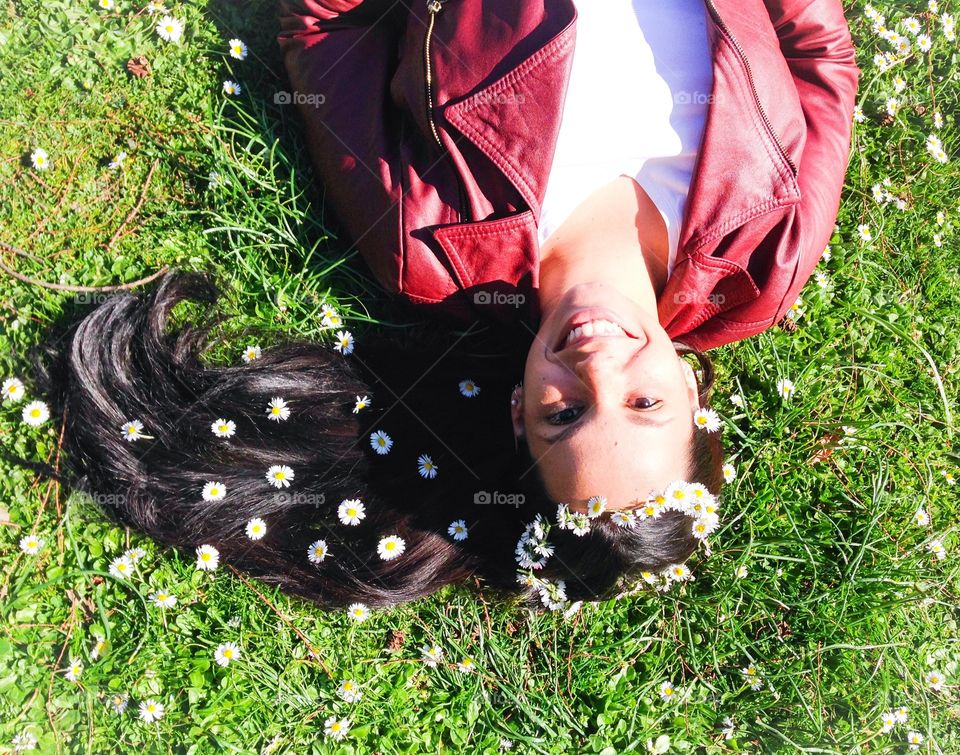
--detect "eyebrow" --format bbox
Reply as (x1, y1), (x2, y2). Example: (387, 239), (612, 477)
(537, 412), (675, 445)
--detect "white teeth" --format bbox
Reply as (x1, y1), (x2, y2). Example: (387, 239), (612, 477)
(563, 319), (625, 347)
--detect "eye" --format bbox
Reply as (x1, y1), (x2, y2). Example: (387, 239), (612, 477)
(633, 397), (661, 410)
(546, 405), (583, 425)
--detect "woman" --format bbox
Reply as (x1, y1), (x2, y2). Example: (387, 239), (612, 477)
(34, 0), (857, 612)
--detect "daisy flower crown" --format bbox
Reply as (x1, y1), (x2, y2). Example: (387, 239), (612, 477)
(515, 479), (721, 611)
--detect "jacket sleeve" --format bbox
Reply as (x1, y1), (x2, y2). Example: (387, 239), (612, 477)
(686, 0), (859, 351)
(764, 0), (860, 312)
(275, 0), (407, 292)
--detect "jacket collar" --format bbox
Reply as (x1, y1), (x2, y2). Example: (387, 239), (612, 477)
(443, 0), (801, 258)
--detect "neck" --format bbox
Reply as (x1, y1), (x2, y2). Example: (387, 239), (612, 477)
(538, 176), (669, 322)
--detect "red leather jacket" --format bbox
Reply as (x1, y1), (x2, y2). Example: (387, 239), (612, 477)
(277, 0), (859, 351)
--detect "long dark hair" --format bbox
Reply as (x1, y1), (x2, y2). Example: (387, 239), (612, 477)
(27, 270), (722, 609)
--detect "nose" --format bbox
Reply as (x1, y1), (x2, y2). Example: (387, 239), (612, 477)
(572, 348), (624, 390)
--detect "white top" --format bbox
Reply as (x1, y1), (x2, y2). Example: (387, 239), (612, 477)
(537, 0), (714, 276)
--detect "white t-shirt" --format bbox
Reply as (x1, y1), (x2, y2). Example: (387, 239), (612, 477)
(537, 0), (714, 276)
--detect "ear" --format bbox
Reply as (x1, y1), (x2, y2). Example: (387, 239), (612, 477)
(510, 386), (525, 441)
(679, 358), (701, 412)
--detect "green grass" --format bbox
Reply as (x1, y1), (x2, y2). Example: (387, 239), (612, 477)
(1, 0), (959, 752)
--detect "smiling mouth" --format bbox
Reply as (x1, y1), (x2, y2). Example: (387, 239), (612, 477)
(554, 310), (641, 352)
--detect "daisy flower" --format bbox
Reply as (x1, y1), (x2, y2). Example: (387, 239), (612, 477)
(139, 699), (164, 723)
(729, 393), (744, 407)
(19, 535), (44, 554)
(228, 38), (248, 60)
(925, 669), (945, 691)
(337, 679), (362, 703)
(146, 2), (166, 14)
(664, 480), (692, 512)
(149, 590), (177, 608)
(124, 547), (145, 562)
(338, 499), (366, 525)
(370, 429), (393, 455)
(211, 418), (236, 438)
(822, 246), (832, 261)
(692, 515), (719, 540)
(885, 97), (900, 117)
(307, 539), (329, 563)
(22, 400), (50, 426)
(721, 717), (735, 740)
(352, 395), (370, 413)
(611, 510), (637, 528)
(568, 511), (590, 535)
(347, 602), (369, 622)
(665, 563), (692, 582)
(857, 224), (873, 242)
(377, 535), (406, 561)
(324, 716), (350, 741)
(107, 692), (129, 714)
(195, 544), (220, 571)
(245, 517), (267, 540)
(917, 33), (932, 51)
(456, 656), (475, 673)
(815, 270), (829, 288)
(693, 408), (721, 432)
(222, 80), (241, 96)
(2, 377), (25, 402)
(776, 378), (796, 400)
(320, 306), (342, 328)
(11, 731), (38, 751)
(265, 464), (294, 489)
(421, 643), (444, 666)
(927, 539), (946, 561)
(99, 0), (114, 8)
(214, 641), (241, 666)
(201, 481), (226, 502)
(241, 344), (261, 362)
(586, 495), (607, 518)
(903, 16), (921, 34)
(417, 454), (438, 479)
(722, 463), (737, 483)
(852, 105), (865, 123)
(943, 470), (956, 485)
(91, 634), (107, 660)
(120, 419), (148, 441)
(907, 731), (924, 750)
(913, 508), (930, 527)
(108, 151), (127, 169)
(108, 555), (134, 579)
(880, 710), (897, 733)
(333, 330), (354, 355)
(448, 519), (468, 541)
(30, 148), (50, 170)
(266, 397), (290, 421)
(63, 658), (83, 682)
(658, 680), (677, 702)
(735, 564), (749, 579)
(458, 379), (481, 397)
(934, 111), (944, 129)
(894, 707), (909, 725)
(155, 15), (183, 43)
(741, 665), (763, 690)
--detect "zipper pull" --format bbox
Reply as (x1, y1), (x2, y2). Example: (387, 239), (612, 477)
(427, 0), (444, 13)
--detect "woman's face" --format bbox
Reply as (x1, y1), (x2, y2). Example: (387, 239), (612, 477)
(512, 282), (700, 511)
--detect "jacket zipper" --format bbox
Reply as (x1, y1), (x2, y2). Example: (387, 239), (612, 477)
(703, 0), (798, 177)
(424, 0), (472, 222)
